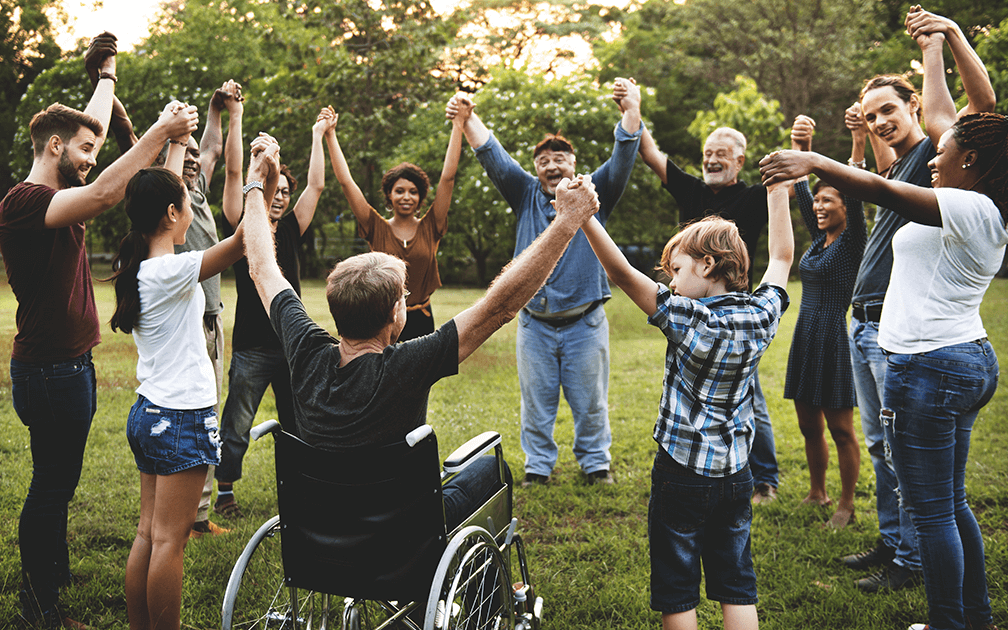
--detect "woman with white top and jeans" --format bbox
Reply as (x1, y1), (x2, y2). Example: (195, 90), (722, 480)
(760, 111), (1008, 630)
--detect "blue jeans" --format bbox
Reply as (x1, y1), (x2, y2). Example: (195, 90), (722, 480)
(748, 370), (778, 488)
(649, 449), (757, 613)
(883, 340), (998, 630)
(216, 347), (295, 484)
(849, 316), (921, 570)
(516, 306), (612, 476)
(443, 455), (513, 531)
(11, 352), (97, 622)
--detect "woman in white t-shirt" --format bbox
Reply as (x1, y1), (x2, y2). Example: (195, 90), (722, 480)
(108, 164), (248, 630)
(760, 112), (1008, 630)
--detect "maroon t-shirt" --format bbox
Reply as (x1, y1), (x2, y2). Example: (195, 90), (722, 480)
(0, 182), (101, 362)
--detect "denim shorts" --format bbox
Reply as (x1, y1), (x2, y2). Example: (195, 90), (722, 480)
(649, 448), (758, 613)
(127, 394), (221, 475)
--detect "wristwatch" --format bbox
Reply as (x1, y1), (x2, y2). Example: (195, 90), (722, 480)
(243, 181), (264, 195)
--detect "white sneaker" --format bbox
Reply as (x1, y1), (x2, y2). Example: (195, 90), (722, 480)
(908, 624), (928, 630)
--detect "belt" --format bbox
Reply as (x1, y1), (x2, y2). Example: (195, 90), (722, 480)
(525, 300), (602, 328)
(851, 302), (883, 323)
(406, 298), (432, 318)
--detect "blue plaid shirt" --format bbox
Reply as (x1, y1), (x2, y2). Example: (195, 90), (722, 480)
(648, 283), (789, 477)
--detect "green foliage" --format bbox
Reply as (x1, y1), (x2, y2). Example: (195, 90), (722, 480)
(977, 18), (1008, 116)
(394, 67), (670, 283)
(0, 0), (64, 194)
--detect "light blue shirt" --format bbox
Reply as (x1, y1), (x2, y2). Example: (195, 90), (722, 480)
(474, 123), (642, 313)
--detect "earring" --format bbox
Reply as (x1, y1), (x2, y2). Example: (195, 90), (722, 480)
(963, 163), (970, 169)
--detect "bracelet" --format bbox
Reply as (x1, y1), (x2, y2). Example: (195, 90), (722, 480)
(847, 158), (867, 169)
(243, 180), (264, 195)
(168, 139), (186, 146)
(99, 72), (118, 83)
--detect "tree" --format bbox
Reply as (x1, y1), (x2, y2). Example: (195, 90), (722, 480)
(1, 0), (64, 195)
(394, 67), (669, 284)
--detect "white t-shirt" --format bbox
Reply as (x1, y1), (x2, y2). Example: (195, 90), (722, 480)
(879, 188), (1008, 354)
(133, 251), (217, 408)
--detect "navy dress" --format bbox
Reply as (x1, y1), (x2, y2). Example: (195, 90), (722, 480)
(784, 180), (866, 408)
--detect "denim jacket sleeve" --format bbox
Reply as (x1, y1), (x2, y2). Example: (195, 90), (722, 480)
(591, 122), (642, 225)
(473, 132), (538, 219)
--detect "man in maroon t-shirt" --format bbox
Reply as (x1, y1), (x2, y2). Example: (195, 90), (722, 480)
(0, 35), (197, 629)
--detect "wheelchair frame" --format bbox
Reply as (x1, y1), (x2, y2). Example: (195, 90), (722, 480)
(220, 421), (543, 630)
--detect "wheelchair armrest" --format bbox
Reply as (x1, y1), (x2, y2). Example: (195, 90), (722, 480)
(443, 431), (501, 473)
(250, 419), (281, 441)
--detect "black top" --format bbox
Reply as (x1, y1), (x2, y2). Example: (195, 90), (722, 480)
(226, 212), (304, 351)
(271, 289), (459, 448)
(663, 158), (768, 290)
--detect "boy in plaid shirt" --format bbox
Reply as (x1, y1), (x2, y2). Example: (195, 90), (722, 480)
(582, 177), (795, 630)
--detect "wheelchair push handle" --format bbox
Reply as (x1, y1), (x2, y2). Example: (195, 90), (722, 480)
(250, 419), (281, 441)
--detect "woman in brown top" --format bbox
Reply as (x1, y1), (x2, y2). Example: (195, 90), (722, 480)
(325, 97), (471, 341)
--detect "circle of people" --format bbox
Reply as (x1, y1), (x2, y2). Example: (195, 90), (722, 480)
(1, 5), (1005, 630)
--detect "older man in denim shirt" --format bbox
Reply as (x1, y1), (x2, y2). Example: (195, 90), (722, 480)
(450, 80), (642, 485)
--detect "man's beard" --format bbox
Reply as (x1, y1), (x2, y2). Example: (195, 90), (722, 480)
(57, 151), (86, 188)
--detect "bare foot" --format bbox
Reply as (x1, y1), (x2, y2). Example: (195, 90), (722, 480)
(827, 507), (856, 529)
(801, 494), (833, 507)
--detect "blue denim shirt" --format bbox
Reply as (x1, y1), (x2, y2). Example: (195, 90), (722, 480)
(474, 123), (642, 313)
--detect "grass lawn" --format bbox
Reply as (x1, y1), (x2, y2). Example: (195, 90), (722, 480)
(1, 276), (1007, 629)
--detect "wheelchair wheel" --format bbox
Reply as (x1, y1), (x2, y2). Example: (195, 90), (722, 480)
(424, 526), (513, 630)
(221, 515), (335, 630)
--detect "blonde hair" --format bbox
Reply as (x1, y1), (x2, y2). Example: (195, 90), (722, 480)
(659, 216), (749, 292)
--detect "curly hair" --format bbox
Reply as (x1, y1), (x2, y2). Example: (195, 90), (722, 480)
(658, 216), (750, 293)
(381, 163), (430, 209)
(952, 112), (1008, 212)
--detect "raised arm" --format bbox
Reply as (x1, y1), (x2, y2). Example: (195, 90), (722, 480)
(323, 117), (372, 225)
(291, 107), (336, 235)
(615, 78), (642, 135)
(448, 93), (490, 150)
(906, 7), (996, 122)
(245, 136), (293, 313)
(217, 81), (245, 228)
(760, 178), (795, 288)
(80, 33), (116, 155)
(582, 216), (659, 315)
(429, 96), (471, 234)
(845, 101), (897, 174)
(43, 104), (199, 229)
(760, 150), (941, 226)
(454, 175), (600, 362)
(637, 125), (668, 185)
(199, 80), (241, 185)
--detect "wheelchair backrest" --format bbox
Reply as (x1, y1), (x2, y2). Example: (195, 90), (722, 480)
(274, 428), (447, 602)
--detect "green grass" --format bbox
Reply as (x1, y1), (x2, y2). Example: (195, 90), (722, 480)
(2, 277), (1007, 629)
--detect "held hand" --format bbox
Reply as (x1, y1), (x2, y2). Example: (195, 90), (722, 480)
(157, 101), (199, 140)
(845, 102), (868, 139)
(446, 93), (474, 122)
(906, 7), (953, 49)
(211, 79), (244, 112)
(553, 174), (600, 226)
(790, 115), (816, 151)
(83, 32), (117, 87)
(249, 133), (280, 182)
(759, 150), (816, 187)
(612, 78), (640, 114)
(313, 106), (337, 136)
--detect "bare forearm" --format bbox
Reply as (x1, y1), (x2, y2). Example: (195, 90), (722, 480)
(222, 111), (244, 226)
(462, 111), (490, 149)
(921, 43), (957, 139)
(639, 126), (668, 185)
(244, 189), (291, 312)
(200, 107), (224, 177)
(947, 28), (996, 115)
(83, 79), (115, 149)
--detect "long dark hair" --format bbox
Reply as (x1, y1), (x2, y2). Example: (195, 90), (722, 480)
(952, 112), (1008, 214)
(109, 167), (186, 333)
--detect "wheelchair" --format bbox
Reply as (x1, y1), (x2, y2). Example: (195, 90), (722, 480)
(221, 420), (543, 630)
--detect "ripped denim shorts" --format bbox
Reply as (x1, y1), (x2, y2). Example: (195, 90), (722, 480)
(126, 394), (221, 475)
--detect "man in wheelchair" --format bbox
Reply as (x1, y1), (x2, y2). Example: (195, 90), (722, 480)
(232, 135), (600, 629)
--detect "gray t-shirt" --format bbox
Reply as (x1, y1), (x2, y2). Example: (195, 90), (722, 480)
(851, 137), (936, 305)
(174, 171), (222, 316)
(270, 289), (459, 448)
